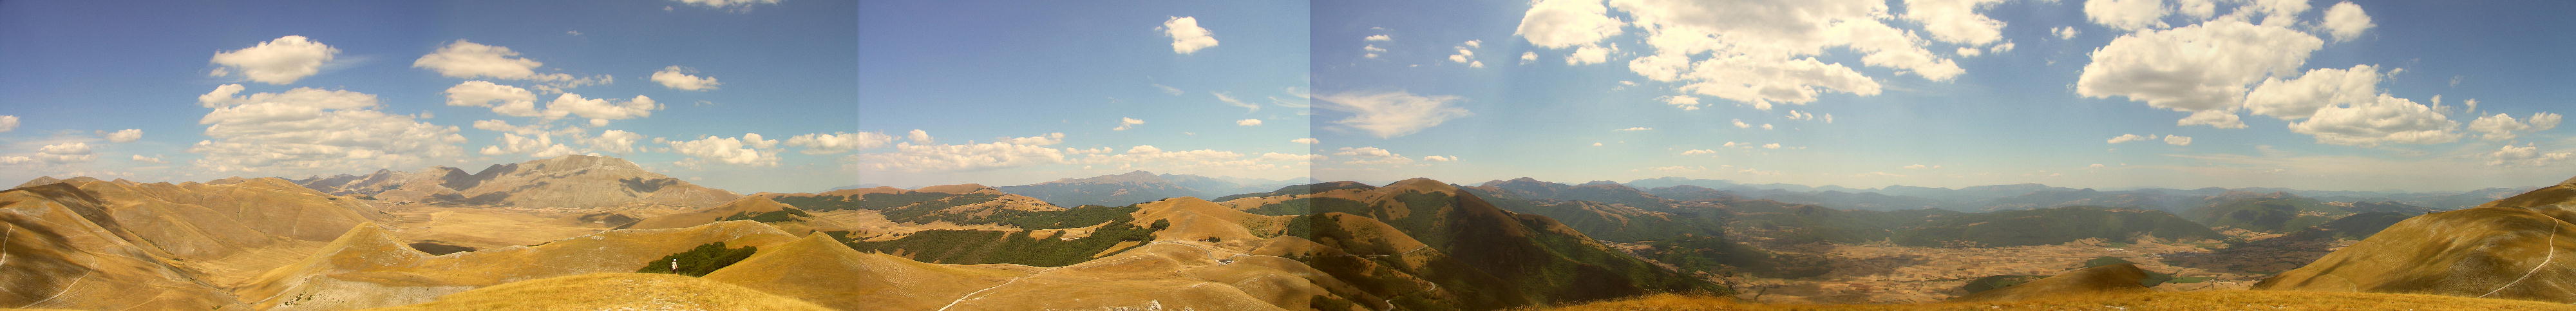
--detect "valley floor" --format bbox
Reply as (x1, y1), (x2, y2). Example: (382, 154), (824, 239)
(1685, 236), (2334, 304)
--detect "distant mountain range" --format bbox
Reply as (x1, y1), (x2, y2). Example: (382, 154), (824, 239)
(291, 155), (738, 209)
(994, 171), (1312, 207)
(1622, 176), (2524, 212)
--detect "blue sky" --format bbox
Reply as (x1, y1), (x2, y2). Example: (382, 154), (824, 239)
(851, 0), (2575, 191)
(0, 0), (858, 193)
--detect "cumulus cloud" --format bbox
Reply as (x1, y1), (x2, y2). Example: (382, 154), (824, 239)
(2320, 1), (2374, 42)
(478, 133), (578, 158)
(650, 66), (722, 91)
(443, 80), (538, 111)
(0, 115), (15, 132)
(2164, 135), (2193, 146)
(1292, 138), (1320, 144)
(2076, 19), (2321, 127)
(131, 155), (165, 164)
(1658, 95), (1702, 111)
(908, 129), (934, 144)
(1521, 52), (1539, 64)
(192, 84), (467, 175)
(1448, 41), (1482, 68)
(583, 129), (645, 154)
(2468, 112), (2563, 141)
(2054, 26), (2081, 40)
(2243, 64), (2381, 120)
(1732, 119), (1751, 128)
(1517, 0), (1625, 48)
(102, 129), (142, 143)
(1681, 149), (1716, 155)
(779, 131), (893, 155)
(547, 93), (660, 122)
(1113, 117), (1146, 131)
(412, 40), (609, 91)
(209, 35), (339, 84)
(999, 133), (1066, 146)
(1315, 90), (1472, 138)
(2491, 143), (2575, 167)
(1566, 44), (1611, 65)
(1365, 34), (1392, 42)
(1363, 44), (1388, 59)
(1161, 16), (1220, 54)
(1237, 119), (1263, 126)
(2084, 0), (2169, 31)
(1615, 127), (1651, 131)
(36, 142), (95, 163)
(1421, 155), (1457, 162)
(1902, 0), (2010, 46)
(857, 140), (1070, 173)
(666, 133), (782, 167)
(2288, 95), (2460, 146)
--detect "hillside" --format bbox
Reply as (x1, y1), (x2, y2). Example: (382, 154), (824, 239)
(2251, 176), (2576, 303)
(372, 273), (829, 310)
(1893, 206), (2225, 247)
(770, 184), (1065, 226)
(1951, 263), (2152, 302)
(700, 234), (1024, 310)
(618, 196), (847, 234)
(2181, 192), (2347, 232)
(1291, 178), (1721, 305)
(1551, 290), (2576, 310)
(292, 155), (738, 209)
(239, 220), (800, 309)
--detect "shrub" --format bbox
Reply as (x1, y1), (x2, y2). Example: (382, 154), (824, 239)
(636, 241), (758, 277)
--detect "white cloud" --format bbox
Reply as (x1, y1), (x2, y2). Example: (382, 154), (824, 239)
(1520, 52), (1539, 64)
(1161, 16), (1220, 54)
(1314, 90), (1472, 138)
(2084, 0), (2170, 31)
(1236, 119), (1264, 126)
(209, 35), (339, 84)
(192, 84), (467, 175)
(2320, 2), (2374, 42)
(1658, 95), (1703, 111)
(2468, 112), (2564, 141)
(1113, 117), (1146, 131)
(1902, 0), (2010, 46)
(1421, 155), (1457, 162)
(1292, 138), (1320, 144)
(1956, 47), (1983, 57)
(1903, 164), (1941, 169)
(1363, 45), (1388, 59)
(650, 66), (722, 91)
(1587, 0), (1961, 112)
(1332, 147), (1414, 165)
(1213, 91), (1260, 112)
(2164, 135), (2193, 146)
(442, 80), (538, 110)
(131, 155), (165, 164)
(2076, 19), (2322, 127)
(2054, 26), (2081, 40)
(36, 142), (94, 163)
(666, 134), (782, 167)
(1762, 143), (1782, 149)
(672, 0), (779, 11)
(0, 115), (15, 132)
(2288, 94), (2460, 146)
(784, 131), (896, 155)
(908, 129), (934, 144)
(412, 40), (609, 91)
(478, 133), (578, 158)
(104, 129), (142, 143)
(859, 140), (1069, 173)
(2243, 64), (2382, 120)
(1566, 44), (1610, 65)
(2491, 143), (2575, 167)
(1761, 124), (1775, 130)
(1365, 34), (1392, 42)
(1785, 110), (1814, 120)
(2107, 133), (2157, 144)
(1515, 0), (1625, 48)
(1681, 149), (1716, 155)
(583, 129), (645, 154)
(547, 93), (660, 122)
(1448, 41), (1481, 67)
(1615, 127), (1651, 131)
(999, 133), (1065, 146)
(1153, 84), (1184, 95)
(1732, 119), (1751, 128)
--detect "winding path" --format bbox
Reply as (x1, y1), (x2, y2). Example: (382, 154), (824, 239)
(2477, 218), (2561, 299)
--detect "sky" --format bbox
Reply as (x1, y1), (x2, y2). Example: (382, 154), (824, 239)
(856, 0), (2576, 193)
(0, 0), (860, 193)
(9, 1), (2571, 194)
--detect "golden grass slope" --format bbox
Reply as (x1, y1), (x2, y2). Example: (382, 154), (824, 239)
(1951, 263), (2151, 302)
(701, 234), (1027, 310)
(0, 183), (247, 310)
(242, 220), (798, 310)
(943, 242), (1316, 310)
(620, 196), (848, 234)
(1548, 290), (2576, 310)
(2253, 176), (2576, 303)
(367, 273), (829, 310)
(1132, 196), (1296, 243)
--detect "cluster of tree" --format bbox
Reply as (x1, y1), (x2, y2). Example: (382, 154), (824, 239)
(717, 207), (812, 223)
(635, 241), (758, 277)
(906, 205), (1140, 229)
